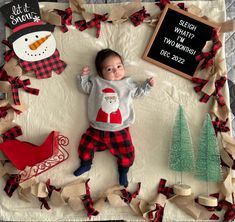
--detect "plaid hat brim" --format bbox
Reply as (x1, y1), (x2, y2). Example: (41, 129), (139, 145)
(8, 24), (55, 44)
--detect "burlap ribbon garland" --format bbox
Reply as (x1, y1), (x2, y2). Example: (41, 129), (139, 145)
(40, 9), (61, 26)
(40, 1), (152, 29)
(40, 1), (235, 35)
(3, 175), (235, 221)
(1, 2), (234, 221)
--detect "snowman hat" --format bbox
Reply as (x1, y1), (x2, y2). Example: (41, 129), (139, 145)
(102, 88), (117, 96)
(0, 0), (54, 44)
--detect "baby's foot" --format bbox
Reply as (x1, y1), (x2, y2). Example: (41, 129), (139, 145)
(119, 172), (128, 187)
(73, 165), (91, 176)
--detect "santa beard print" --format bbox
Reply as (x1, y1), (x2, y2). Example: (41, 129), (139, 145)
(101, 95), (119, 114)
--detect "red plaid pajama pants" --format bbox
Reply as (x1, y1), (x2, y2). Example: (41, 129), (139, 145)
(78, 126), (135, 169)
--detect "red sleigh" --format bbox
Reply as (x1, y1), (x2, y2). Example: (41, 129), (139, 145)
(0, 131), (69, 183)
(19, 134), (69, 183)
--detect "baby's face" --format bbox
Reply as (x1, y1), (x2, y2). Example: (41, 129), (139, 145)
(101, 56), (125, 81)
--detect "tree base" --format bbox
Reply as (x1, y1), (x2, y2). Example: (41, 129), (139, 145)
(198, 195), (218, 207)
(173, 184), (191, 196)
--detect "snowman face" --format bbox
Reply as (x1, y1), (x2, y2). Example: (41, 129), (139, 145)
(13, 31), (56, 62)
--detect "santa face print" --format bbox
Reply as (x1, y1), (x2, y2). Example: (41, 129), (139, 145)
(101, 56), (125, 81)
(13, 31), (56, 62)
(101, 94), (119, 114)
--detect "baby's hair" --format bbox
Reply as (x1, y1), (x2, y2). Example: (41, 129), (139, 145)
(95, 49), (123, 77)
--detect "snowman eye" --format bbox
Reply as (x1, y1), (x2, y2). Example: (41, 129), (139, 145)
(25, 38), (28, 42)
(35, 35), (39, 38)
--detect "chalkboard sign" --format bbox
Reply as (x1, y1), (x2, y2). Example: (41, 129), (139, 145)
(143, 4), (220, 79)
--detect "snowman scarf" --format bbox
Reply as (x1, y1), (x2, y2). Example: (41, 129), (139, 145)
(18, 49), (67, 79)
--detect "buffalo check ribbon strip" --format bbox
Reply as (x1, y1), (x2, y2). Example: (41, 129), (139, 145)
(2, 125), (23, 142)
(212, 117), (230, 136)
(157, 178), (174, 199)
(4, 174), (21, 197)
(82, 179), (99, 219)
(146, 203), (165, 222)
(192, 76), (227, 106)
(2, 40), (16, 62)
(7, 76), (39, 105)
(0, 105), (22, 119)
(146, 179), (174, 222)
(156, 0), (186, 11)
(195, 29), (222, 70)
(0, 108), (8, 118)
(75, 13), (108, 38)
(54, 7), (72, 33)
(120, 182), (141, 203)
(129, 7), (150, 26)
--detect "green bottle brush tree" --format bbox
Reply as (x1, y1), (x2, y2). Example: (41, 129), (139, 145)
(195, 114), (223, 207)
(169, 105), (194, 196)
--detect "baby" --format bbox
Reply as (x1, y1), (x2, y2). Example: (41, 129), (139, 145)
(74, 48), (154, 186)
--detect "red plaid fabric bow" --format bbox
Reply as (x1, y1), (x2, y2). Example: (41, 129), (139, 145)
(54, 7), (72, 33)
(82, 179), (99, 219)
(212, 117), (230, 136)
(120, 182), (141, 203)
(195, 29), (222, 69)
(4, 174), (21, 197)
(2, 40), (16, 62)
(157, 178), (174, 199)
(18, 49), (67, 79)
(192, 76), (227, 106)
(129, 7), (150, 27)
(2, 125), (23, 142)
(0, 106), (20, 119)
(7, 76), (39, 105)
(75, 13), (108, 38)
(0, 103), (22, 118)
(156, 0), (187, 11)
(155, 0), (170, 10)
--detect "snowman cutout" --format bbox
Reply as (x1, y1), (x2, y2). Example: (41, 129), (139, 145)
(13, 31), (56, 62)
(0, 0), (67, 79)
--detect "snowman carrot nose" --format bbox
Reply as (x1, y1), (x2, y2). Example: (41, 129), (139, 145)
(29, 34), (51, 50)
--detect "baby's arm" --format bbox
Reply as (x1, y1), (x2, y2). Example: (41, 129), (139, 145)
(77, 66), (93, 94)
(132, 77), (155, 98)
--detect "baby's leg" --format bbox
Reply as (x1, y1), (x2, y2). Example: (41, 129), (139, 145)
(118, 167), (129, 187)
(108, 128), (135, 187)
(74, 127), (107, 176)
(74, 164), (91, 176)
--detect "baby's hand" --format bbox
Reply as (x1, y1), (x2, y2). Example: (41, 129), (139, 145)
(81, 66), (91, 75)
(148, 77), (155, 86)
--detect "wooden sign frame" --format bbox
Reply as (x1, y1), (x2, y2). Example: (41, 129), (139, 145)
(143, 4), (220, 79)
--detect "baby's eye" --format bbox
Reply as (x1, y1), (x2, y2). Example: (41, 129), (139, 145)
(107, 68), (112, 72)
(117, 64), (123, 69)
